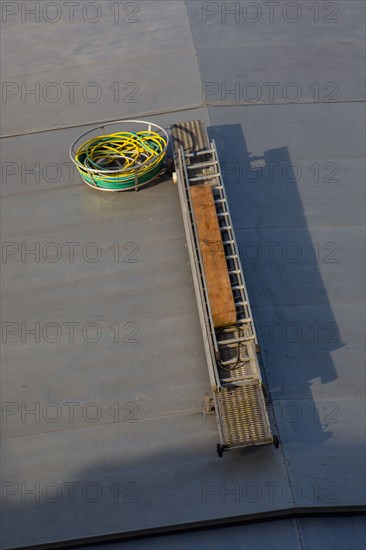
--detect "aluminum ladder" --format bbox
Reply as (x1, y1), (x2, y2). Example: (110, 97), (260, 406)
(171, 121), (278, 455)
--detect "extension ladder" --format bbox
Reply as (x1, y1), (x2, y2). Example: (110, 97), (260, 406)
(171, 121), (278, 455)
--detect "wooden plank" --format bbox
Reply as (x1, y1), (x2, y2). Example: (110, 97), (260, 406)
(190, 184), (237, 328)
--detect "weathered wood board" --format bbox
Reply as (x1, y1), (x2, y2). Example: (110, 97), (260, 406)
(190, 184), (237, 328)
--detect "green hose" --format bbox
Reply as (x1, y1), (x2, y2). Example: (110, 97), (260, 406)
(74, 129), (167, 190)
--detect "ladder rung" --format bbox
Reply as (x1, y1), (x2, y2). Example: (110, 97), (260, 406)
(220, 376), (256, 385)
(188, 173), (220, 182)
(217, 212), (229, 217)
(232, 285), (244, 290)
(187, 161), (217, 170)
(225, 254), (237, 259)
(222, 240), (234, 245)
(235, 301), (248, 306)
(217, 335), (254, 346)
(229, 269), (240, 274)
(214, 199), (225, 204)
(219, 226), (232, 231)
(221, 376), (259, 387)
(219, 358), (250, 367)
(185, 149), (215, 158)
(219, 357), (244, 366)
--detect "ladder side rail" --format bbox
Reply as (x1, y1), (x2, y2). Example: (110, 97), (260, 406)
(177, 148), (228, 447)
(183, 146), (262, 384)
(177, 147), (222, 389)
(206, 156), (254, 327)
(211, 140), (260, 345)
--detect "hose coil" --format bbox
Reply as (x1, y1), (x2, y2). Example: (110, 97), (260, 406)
(70, 120), (169, 191)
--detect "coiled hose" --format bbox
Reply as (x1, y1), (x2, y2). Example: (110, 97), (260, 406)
(74, 130), (167, 190)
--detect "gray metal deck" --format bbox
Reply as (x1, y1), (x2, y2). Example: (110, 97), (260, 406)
(1, 1), (365, 548)
(84, 516), (366, 550)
